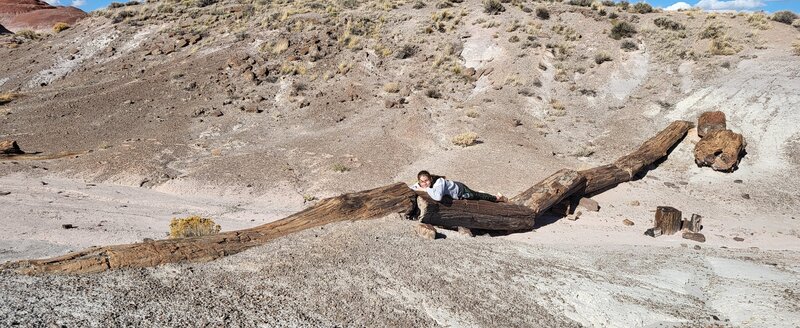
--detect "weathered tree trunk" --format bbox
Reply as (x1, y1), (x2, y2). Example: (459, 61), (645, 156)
(682, 214), (702, 233)
(655, 206), (682, 235)
(417, 192), (536, 231)
(3, 183), (416, 275)
(511, 169), (586, 215)
(613, 120), (694, 179)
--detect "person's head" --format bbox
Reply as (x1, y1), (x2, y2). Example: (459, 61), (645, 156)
(417, 170), (443, 188)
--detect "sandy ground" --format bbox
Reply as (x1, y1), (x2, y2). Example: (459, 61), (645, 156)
(1, 217), (798, 327)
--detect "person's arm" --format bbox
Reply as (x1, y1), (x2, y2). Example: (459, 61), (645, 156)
(427, 179), (445, 201)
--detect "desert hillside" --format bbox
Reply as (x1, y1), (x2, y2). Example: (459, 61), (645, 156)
(1, 0), (799, 326)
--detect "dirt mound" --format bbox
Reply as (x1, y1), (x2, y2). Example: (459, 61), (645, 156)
(0, 0), (86, 32)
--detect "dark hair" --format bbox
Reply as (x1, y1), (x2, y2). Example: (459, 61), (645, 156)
(417, 170), (445, 185)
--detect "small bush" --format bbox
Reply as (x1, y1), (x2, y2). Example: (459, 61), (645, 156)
(52, 22), (70, 33)
(568, 0), (592, 7)
(195, 0), (217, 7)
(451, 132), (479, 147)
(466, 110), (479, 118)
(425, 88), (442, 98)
(620, 40), (638, 51)
(632, 2), (653, 14)
(331, 163), (350, 172)
(608, 12), (618, 19)
(535, 7), (550, 20)
(653, 17), (684, 30)
(594, 52), (612, 64)
(395, 44), (418, 59)
(413, 1), (425, 9)
(383, 82), (400, 93)
(772, 10), (797, 25)
(700, 23), (724, 39)
(508, 35), (520, 43)
(709, 37), (739, 55)
(792, 41), (800, 56)
(108, 2), (126, 8)
(617, 1), (630, 10)
(483, 0), (505, 15)
(747, 13), (770, 30)
(610, 21), (636, 39)
(169, 216), (221, 238)
(15, 30), (39, 40)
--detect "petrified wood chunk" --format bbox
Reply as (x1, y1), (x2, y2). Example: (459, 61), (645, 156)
(697, 111), (726, 138)
(694, 129), (746, 172)
(0, 140), (23, 155)
(655, 206), (682, 235)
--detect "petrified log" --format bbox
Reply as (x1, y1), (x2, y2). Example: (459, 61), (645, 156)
(511, 169), (586, 215)
(694, 129), (745, 172)
(614, 120), (694, 179)
(654, 206), (682, 235)
(697, 111), (726, 138)
(3, 183), (416, 274)
(0, 140), (23, 155)
(417, 192), (536, 231)
(682, 232), (706, 243)
(682, 214), (702, 233)
(415, 223), (437, 240)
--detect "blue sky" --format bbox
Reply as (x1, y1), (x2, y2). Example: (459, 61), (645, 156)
(47, 0), (800, 13)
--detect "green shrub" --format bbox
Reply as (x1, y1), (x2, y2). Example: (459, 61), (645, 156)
(169, 216), (220, 238)
(772, 11), (797, 25)
(594, 52), (612, 64)
(610, 21), (636, 39)
(535, 7), (550, 20)
(653, 17), (684, 30)
(620, 40), (638, 51)
(331, 163), (350, 172)
(568, 0), (592, 7)
(632, 2), (653, 14)
(483, 0), (505, 15)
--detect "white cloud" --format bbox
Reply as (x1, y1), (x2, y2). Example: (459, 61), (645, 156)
(44, 0), (62, 5)
(694, 0), (765, 11)
(665, 2), (693, 10)
(71, 0), (85, 6)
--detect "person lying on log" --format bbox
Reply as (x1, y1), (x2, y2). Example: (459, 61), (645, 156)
(410, 170), (509, 203)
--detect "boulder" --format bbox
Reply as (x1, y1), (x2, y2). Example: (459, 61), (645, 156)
(415, 223), (437, 240)
(694, 129), (746, 172)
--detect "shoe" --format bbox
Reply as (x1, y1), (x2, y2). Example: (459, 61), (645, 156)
(496, 193), (508, 202)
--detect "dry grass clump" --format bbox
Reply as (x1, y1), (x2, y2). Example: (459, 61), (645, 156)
(568, 0), (592, 7)
(747, 13), (770, 30)
(483, 0), (505, 15)
(709, 36), (739, 56)
(0, 92), (21, 105)
(15, 30), (39, 40)
(610, 21), (636, 40)
(793, 41), (800, 56)
(772, 11), (797, 25)
(383, 82), (400, 93)
(331, 163), (350, 172)
(169, 215), (221, 238)
(700, 23), (725, 39)
(52, 22), (70, 33)
(451, 132), (478, 147)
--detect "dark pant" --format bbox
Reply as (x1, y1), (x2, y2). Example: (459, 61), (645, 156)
(457, 182), (498, 202)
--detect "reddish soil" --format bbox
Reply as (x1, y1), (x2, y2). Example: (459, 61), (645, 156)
(0, 0), (86, 32)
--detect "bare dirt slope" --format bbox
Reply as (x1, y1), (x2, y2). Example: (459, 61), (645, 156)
(1, 0), (800, 326)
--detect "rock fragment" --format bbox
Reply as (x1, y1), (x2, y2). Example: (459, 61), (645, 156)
(697, 111), (726, 138)
(415, 223), (437, 240)
(682, 232), (706, 243)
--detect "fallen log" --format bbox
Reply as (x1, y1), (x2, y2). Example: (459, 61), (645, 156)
(3, 121), (694, 274)
(417, 192), (536, 231)
(3, 183), (416, 275)
(654, 206), (682, 235)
